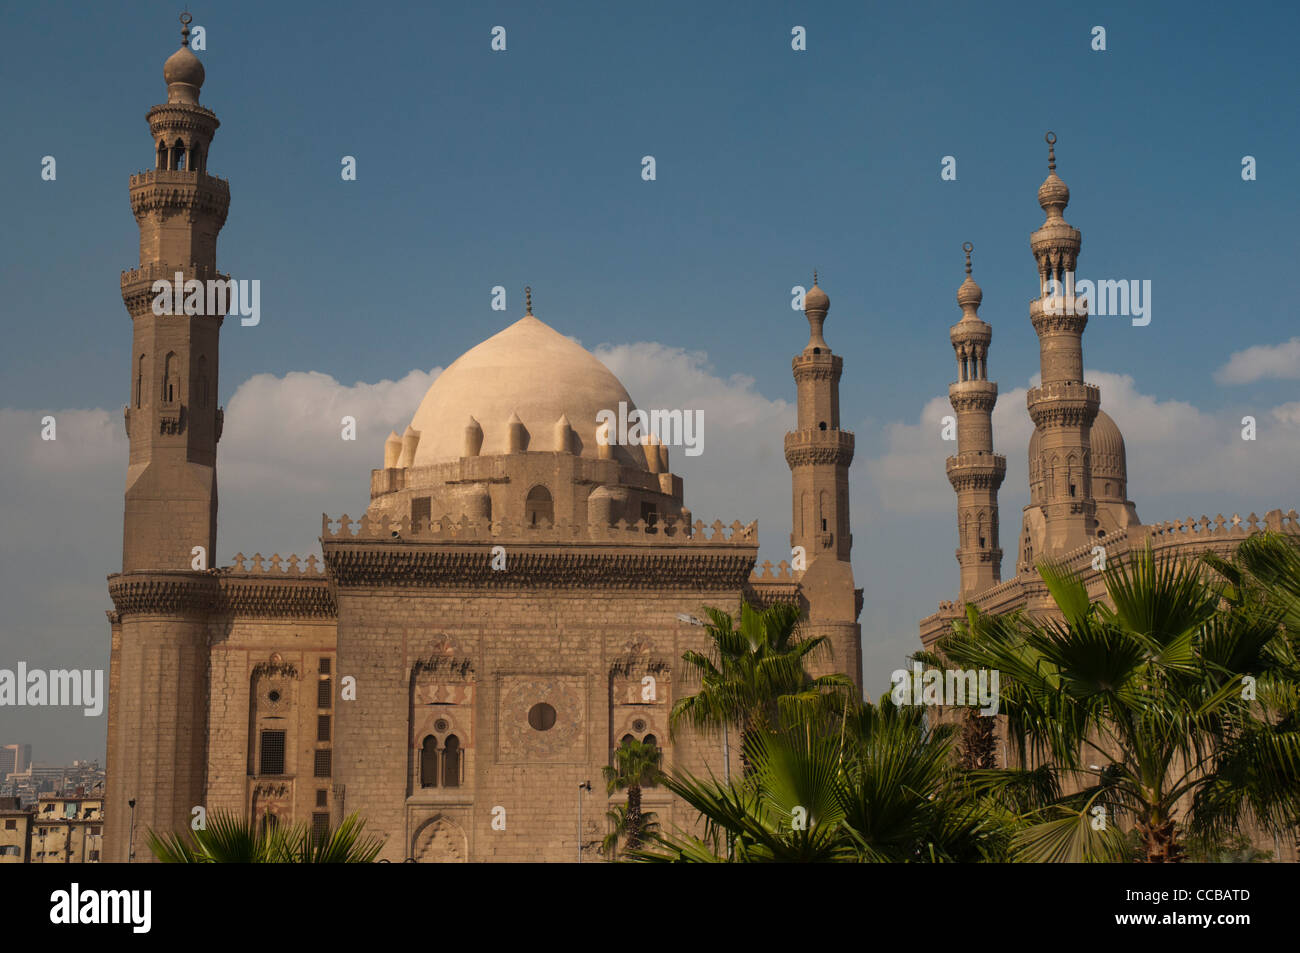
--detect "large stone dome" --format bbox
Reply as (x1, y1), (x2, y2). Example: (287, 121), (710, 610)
(408, 315), (650, 469)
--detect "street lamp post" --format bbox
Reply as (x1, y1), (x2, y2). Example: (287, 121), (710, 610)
(577, 781), (591, 863)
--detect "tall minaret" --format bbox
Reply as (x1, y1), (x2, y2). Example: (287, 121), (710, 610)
(786, 274), (862, 691)
(106, 15), (227, 862)
(120, 12), (229, 572)
(945, 244), (1005, 599)
(1025, 132), (1099, 556)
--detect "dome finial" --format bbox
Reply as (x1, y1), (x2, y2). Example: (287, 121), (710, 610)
(956, 242), (982, 314)
(524, 286), (533, 315)
(813, 268), (818, 286)
(1045, 131), (1057, 172)
(180, 11), (193, 47)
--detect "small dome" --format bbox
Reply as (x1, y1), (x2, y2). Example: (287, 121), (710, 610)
(1090, 409), (1127, 480)
(1037, 172), (1070, 213)
(163, 45), (205, 90)
(956, 275), (982, 310)
(804, 282), (829, 313)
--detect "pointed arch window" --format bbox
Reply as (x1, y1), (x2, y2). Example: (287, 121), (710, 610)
(156, 141), (167, 170)
(525, 485), (553, 527)
(163, 352), (177, 403)
(442, 735), (462, 788)
(419, 736), (438, 789)
(171, 139), (186, 171)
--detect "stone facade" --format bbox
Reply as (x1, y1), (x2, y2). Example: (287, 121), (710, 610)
(103, 26), (863, 864)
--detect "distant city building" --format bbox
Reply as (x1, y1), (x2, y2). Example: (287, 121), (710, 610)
(0, 744), (32, 779)
(0, 796), (30, 863)
(0, 791), (105, 863)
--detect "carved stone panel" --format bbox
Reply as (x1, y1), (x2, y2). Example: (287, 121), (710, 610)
(496, 674), (586, 763)
(411, 813), (468, 863)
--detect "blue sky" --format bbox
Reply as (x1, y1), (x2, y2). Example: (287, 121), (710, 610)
(1, 0), (1297, 762)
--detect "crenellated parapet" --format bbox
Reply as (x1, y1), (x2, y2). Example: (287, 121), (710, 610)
(321, 511), (755, 545)
(791, 353), (843, 383)
(945, 452), (1007, 489)
(128, 168), (229, 222)
(1026, 381), (1101, 425)
(783, 429), (855, 468)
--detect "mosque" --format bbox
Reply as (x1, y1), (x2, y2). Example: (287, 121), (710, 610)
(103, 17), (1297, 865)
(102, 23), (861, 862)
(920, 134), (1299, 651)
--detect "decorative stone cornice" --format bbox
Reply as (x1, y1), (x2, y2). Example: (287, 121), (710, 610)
(1026, 382), (1100, 428)
(322, 545), (757, 591)
(108, 570), (336, 619)
(145, 102), (220, 137)
(251, 661), (299, 679)
(609, 655), (671, 677)
(158, 403), (184, 435)
(955, 548), (1003, 565)
(121, 262), (230, 319)
(129, 172), (230, 226)
(783, 430), (855, 468)
(219, 575), (336, 618)
(948, 387), (998, 413)
(791, 356), (843, 383)
(744, 579), (802, 610)
(412, 656), (475, 680)
(945, 452), (1007, 490)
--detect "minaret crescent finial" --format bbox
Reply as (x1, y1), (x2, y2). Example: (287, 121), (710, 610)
(813, 268), (818, 286)
(962, 241), (973, 276)
(180, 11), (193, 47)
(1045, 131), (1057, 172)
(525, 285), (532, 315)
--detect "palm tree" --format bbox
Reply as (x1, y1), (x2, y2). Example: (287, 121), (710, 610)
(602, 737), (663, 855)
(670, 601), (853, 775)
(601, 803), (659, 858)
(939, 542), (1300, 862)
(148, 810), (384, 863)
(632, 696), (1014, 862)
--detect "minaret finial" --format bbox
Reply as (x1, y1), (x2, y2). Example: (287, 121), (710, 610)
(813, 268), (819, 286)
(180, 11), (193, 47)
(1045, 131), (1057, 172)
(525, 286), (532, 315)
(962, 241), (973, 276)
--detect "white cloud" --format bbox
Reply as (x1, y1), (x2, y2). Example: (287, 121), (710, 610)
(1213, 337), (1300, 385)
(594, 341), (794, 558)
(216, 368), (441, 559)
(864, 368), (1300, 534)
(863, 388), (1033, 517)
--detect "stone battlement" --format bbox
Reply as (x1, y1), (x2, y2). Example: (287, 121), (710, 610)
(748, 558), (800, 581)
(926, 507), (1299, 622)
(129, 169), (229, 191)
(225, 553), (327, 575)
(320, 512), (758, 546)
